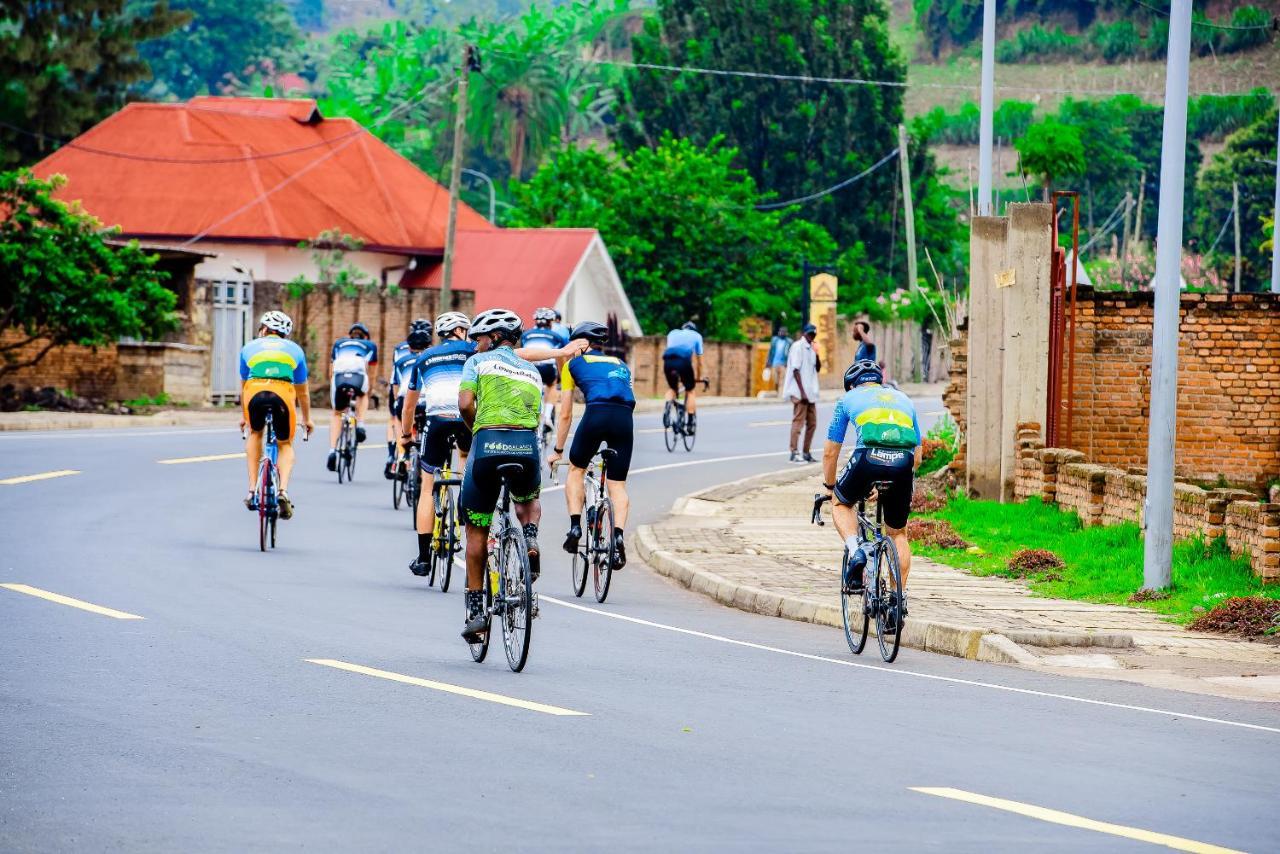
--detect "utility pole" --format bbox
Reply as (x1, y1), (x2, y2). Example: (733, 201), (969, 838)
(1271, 107), (1280, 293)
(1135, 170), (1146, 240)
(1233, 181), (1243, 293)
(899, 124), (919, 296)
(441, 44), (476, 312)
(977, 0), (996, 216)
(1143, 0), (1192, 592)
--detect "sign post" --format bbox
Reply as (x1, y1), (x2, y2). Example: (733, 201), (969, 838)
(809, 272), (838, 375)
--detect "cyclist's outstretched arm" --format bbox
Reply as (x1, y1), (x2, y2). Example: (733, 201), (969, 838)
(822, 441), (841, 493)
(551, 392), (574, 461)
(295, 380), (313, 435)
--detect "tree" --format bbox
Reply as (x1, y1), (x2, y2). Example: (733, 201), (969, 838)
(0, 171), (176, 377)
(1015, 117), (1085, 200)
(618, 0), (908, 255)
(131, 0), (301, 100)
(286, 229), (383, 363)
(0, 1), (189, 167)
(508, 135), (836, 339)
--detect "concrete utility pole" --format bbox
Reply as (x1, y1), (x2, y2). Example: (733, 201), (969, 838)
(977, 0), (996, 216)
(441, 44), (476, 311)
(898, 124), (919, 297)
(1233, 181), (1243, 293)
(1271, 108), (1280, 293)
(1143, 0), (1193, 592)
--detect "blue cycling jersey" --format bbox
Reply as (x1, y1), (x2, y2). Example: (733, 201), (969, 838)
(239, 336), (308, 383)
(828, 384), (921, 450)
(331, 337), (378, 372)
(561, 350), (635, 409)
(663, 328), (703, 358)
(391, 346), (420, 391)
(408, 339), (476, 418)
(520, 327), (561, 364)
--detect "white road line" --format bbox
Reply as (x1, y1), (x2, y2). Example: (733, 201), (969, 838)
(541, 451), (789, 494)
(539, 596), (1280, 736)
(0, 469), (80, 485)
(1, 583), (144, 620)
(0, 427), (237, 441)
(747, 420), (792, 428)
(157, 452), (245, 465)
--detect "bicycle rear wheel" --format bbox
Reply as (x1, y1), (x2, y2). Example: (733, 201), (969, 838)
(593, 498), (615, 603)
(570, 541), (588, 598)
(468, 574), (491, 663)
(664, 404), (678, 453)
(500, 524), (533, 672)
(257, 460), (271, 552)
(336, 428), (348, 484)
(392, 461), (403, 508)
(682, 417), (696, 451)
(875, 541), (904, 663)
(406, 450), (421, 528)
(344, 436), (357, 481)
(840, 548), (869, 655)
(435, 485), (455, 592)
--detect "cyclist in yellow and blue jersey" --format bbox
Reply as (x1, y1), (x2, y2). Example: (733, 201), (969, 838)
(238, 311), (313, 519)
(546, 320), (635, 569)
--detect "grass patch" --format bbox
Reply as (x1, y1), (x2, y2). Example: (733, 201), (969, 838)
(912, 496), (1280, 624)
(121, 393), (171, 408)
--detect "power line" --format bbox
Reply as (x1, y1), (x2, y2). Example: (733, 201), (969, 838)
(755, 147), (899, 209)
(1207, 205), (1235, 254)
(1129, 0), (1275, 32)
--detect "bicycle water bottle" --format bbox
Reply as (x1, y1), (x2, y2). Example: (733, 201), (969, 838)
(487, 534), (498, 595)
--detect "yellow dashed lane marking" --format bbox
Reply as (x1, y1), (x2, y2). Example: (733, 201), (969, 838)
(157, 452), (245, 465)
(0, 584), (144, 620)
(0, 470), (79, 485)
(305, 659), (589, 717)
(911, 787), (1244, 854)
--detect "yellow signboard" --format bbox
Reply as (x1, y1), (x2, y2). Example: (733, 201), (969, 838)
(809, 272), (838, 302)
(809, 273), (838, 374)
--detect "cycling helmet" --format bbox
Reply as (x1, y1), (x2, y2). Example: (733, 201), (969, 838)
(259, 310), (293, 337)
(570, 320), (609, 345)
(844, 359), (883, 390)
(434, 311), (470, 336)
(406, 327), (432, 350)
(681, 321), (698, 332)
(533, 307), (557, 325)
(349, 321), (370, 338)
(469, 308), (522, 341)
(409, 317), (432, 332)
(554, 309), (563, 321)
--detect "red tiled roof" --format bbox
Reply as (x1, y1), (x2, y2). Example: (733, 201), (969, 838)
(408, 229), (598, 319)
(32, 98), (492, 253)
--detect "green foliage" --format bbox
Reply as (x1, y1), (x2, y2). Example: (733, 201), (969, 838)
(914, 98), (1035, 145)
(1189, 89), (1274, 143)
(508, 135), (837, 339)
(0, 170), (177, 376)
(1088, 19), (1140, 62)
(286, 229), (380, 299)
(131, 0), (301, 99)
(1014, 117), (1084, 197)
(995, 24), (1078, 63)
(122, 392), (171, 408)
(917, 411), (958, 476)
(0, 1), (189, 167)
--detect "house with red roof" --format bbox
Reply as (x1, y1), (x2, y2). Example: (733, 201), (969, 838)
(25, 96), (640, 402)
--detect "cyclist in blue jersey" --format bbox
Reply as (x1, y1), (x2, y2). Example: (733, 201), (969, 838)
(327, 321), (378, 471)
(662, 321), (704, 433)
(551, 310), (571, 347)
(385, 318), (431, 478)
(822, 360), (922, 634)
(546, 320), (635, 569)
(522, 307), (564, 443)
(387, 322), (432, 479)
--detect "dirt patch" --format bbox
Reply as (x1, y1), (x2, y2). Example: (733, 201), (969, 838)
(1005, 549), (1065, 582)
(1129, 588), (1172, 603)
(907, 518), (969, 549)
(911, 476), (949, 513)
(1189, 597), (1280, 638)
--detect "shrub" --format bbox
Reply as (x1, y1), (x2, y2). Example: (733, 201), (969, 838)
(1224, 6), (1272, 53)
(996, 25), (1079, 63)
(907, 518), (969, 549)
(1089, 20), (1141, 62)
(1188, 596), (1280, 636)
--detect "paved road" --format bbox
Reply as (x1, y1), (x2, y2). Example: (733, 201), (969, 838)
(2, 398), (1277, 852)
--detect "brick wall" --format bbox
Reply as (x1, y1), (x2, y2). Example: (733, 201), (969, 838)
(1013, 422), (1045, 500)
(115, 343), (210, 404)
(1057, 462), (1107, 526)
(1224, 502), (1280, 582)
(1102, 469), (1145, 528)
(942, 318), (967, 473)
(1, 330), (120, 399)
(629, 337), (753, 399)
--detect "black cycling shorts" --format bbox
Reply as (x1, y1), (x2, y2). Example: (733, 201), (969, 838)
(833, 446), (915, 530)
(420, 417), (473, 474)
(569, 402), (634, 480)
(461, 428), (540, 527)
(247, 390), (291, 441)
(390, 395), (403, 420)
(332, 371), (366, 410)
(536, 362), (557, 386)
(663, 353), (695, 392)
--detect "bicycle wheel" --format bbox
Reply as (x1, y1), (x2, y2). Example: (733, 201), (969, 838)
(468, 571), (491, 663)
(435, 485), (455, 592)
(570, 536), (588, 598)
(344, 435), (357, 481)
(593, 498), (615, 603)
(875, 541), (904, 663)
(336, 428), (348, 484)
(663, 404), (678, 453)
(500, 524), (533, 672)
(257, 460), (271, 552)
(682, 415), (696, 451)
(269, 514), (277, 549)
(406, 451), (421, 529)
(392, 461), (403, 509)
(840, 548), (869, 655)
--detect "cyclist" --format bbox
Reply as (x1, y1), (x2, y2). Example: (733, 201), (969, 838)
(546, 320), (634, 569)
(238, 311), (314, 519)
(821, 359), (922, 635)
(386, 319), (431, 479)
(521, 307), (563, 444)
(662, 320), (704, 434)
(327, 321), (378, 472)
(551, 309), (571, 346)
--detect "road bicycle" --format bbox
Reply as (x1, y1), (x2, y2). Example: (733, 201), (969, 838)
(812, 485), (906, 663)
(537, 402), (557, 458)
(400, 422), (425, 524)
(427, 431), (462, 592)
(250, 412), (282, 552)
(335, 400), (358, 484)
(570, 448), (619, 602)
(663, 377), (709, 453)
(467, 463), (536, 672)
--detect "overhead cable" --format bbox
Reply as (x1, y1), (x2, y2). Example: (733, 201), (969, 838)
(755, 147), (899, 209)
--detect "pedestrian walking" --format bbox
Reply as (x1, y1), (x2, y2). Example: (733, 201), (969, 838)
(784, 323), (819, 463)
(768, 326), (790, 397)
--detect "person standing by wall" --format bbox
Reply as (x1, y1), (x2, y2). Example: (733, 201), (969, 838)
(784, 323), (819, 463)
(853, 320), (876, 363)
(768, 325), (790, 397)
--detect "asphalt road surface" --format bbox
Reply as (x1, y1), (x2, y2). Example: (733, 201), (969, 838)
(2, 398), (1277, 852)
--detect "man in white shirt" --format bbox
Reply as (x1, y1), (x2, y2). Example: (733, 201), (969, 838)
(784, 323), (819, 463)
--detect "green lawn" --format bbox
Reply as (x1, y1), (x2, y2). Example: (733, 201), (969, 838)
(915, 497), (1280, 624)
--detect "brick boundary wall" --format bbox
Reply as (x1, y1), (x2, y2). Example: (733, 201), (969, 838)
(942, 318), (968, 474)
(1014, 421), (1279, 582)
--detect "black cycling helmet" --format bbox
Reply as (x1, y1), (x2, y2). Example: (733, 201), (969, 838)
(570, 320), (609, 345)
(349, 321), (370, 338)
(406, 327), (432, 350)
(409, 317), (431, 332)
(844, 359), (883, 391)
(681, 321), (698, 332)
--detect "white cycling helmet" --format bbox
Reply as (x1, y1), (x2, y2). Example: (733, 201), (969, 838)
(533, 306), (556, 324)
(469, 308), (522, 340)
(259, 310), (293, 337)
(435, 311), (471, 336)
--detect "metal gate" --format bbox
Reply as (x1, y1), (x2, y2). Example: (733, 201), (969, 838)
(211, 277), (253, 403)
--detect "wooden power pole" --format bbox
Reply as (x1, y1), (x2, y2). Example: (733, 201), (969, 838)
(441, 44), (476, 312)
(1233, 180), (1242, 293)
(898, 123), (919, 298)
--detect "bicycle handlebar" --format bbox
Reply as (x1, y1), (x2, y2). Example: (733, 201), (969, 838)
(811, 493), (831, 526)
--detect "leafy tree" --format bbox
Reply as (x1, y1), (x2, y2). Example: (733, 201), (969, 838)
(1015, 117), (1085, 200)
(508, 135), (837, 339)
(0, 171), (176, 376)
(0, 1), (189, 167)
(286, 228), (382, 362)
(131, 0), (301, 99)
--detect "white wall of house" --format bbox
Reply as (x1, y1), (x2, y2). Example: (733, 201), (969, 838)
(183, 243), (414, 286)
(560, 237), (643, 334)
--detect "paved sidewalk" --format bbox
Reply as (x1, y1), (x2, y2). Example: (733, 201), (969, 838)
(636, 467), (1280, 702)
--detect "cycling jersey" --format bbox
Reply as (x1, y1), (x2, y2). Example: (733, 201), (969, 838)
(827, 384), (921, 450)
(408, 339), (476, 418)
(331, 336), (378, 373)
(551, 323), (571, 347)
(561, 351), (635, 409)
(520, 327), (561, 366)
(391, 347), (419, 391)
(460, 346), (542, 431)
(239, 336), (308, 383)
(663, 328), (704, 359)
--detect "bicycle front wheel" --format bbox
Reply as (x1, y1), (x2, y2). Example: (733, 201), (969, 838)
(336, 429), (348, 484)
(392, 461), (403, 509)
(593, 498), (615, 603)
(344, 436), (357, 481)
(682, 417), (696, 451)
(435, 485), (455, 592)
(257, 460), (272, 552)
(500, 525), (533, 672)
(406, 451), (421, 529)
(664, 410), (678, 452)
(468, 573), (491, 663)
(840, 548), (868, 655)
(875, 542), (904, 663)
